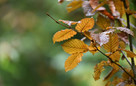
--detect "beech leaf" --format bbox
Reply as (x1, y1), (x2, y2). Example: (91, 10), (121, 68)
(67, 0), (83, 13)
(59, 20), (79, 26)
(75, 18), (94, 32)
(65, 53), (83, 72)
(53, 29), (77, 43)
(123, 50), (136, 58)
(103, 33), (119, 52)
(62, 39), (88, 54)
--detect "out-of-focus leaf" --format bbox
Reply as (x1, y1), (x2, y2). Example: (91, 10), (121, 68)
(123, 50), (136, 58)
(62, 39), (88, 54)
(65, 53), (83, 72)
(59, 20), (79, 26)
(89, 42), (100, 55)
(67, 0), (83, 13)
(53, 29), (77, 43)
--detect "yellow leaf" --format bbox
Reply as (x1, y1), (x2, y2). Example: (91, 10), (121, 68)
(53, 29), (77, 43)
(119, 41), (126, 49)
(96, 14), (111, 30)
(113, 0), (125, 17)
(94, 61), (107, 80)
(106, 51), (121, 62)
(67, 0), (83, 13)
(62, 39), (88, 54)
(103, 33), (119, 52)
(89, 42), (100, 55)
(75, 18), (94, 32)
(65, 53), (83, 72)
(123, 50), (136, 58)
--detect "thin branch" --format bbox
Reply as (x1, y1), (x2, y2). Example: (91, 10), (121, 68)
(46, 12), (72, 29)
(47, 12), (136, 82)
(120, 50), (132, 67)
(122, 0), (136, 84)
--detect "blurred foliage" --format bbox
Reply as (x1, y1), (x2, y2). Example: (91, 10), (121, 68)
(0, 0), (135, 86)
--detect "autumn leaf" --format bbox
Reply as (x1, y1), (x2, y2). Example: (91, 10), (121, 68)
(59, 20), (79, 26)
(67, 0), (83, 13)
(75, 18), (94, 32)
(113, 0), (125, 17)
(103, 33), (119, 52)
(65, 53), (83, 72)
(119, 41), (126, 49)
(62, 39), (88, 54)
(106, 51), (121, 62)
(89, 42), (100, 55)
(53, 29), (77, 43)
(83, 31), (93, 40)
(58, 0), (64, 4)
(96, 14), (111, 30)
(94, 61), (107, 80)
(123, 50), (136, 58)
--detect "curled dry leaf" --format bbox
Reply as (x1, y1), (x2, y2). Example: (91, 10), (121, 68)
(65, 53), (83, 72)
(75, 18), (94, 32)
(58, 0), (64, 4)
(62, 39), (88, 54)
(59, 20), (79, 26)
(82, 1), (95, 16)
(67, 0), (83, 13)
(92, 29), (115, 46)
(53, 29), (77, 43)
(115, 27), (134, 36)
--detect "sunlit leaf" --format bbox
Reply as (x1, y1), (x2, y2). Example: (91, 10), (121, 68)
(65, 53), (83, 72)
(62, 39), (88, 54)
(75, 18), (94, 32)
(53, 29), (77, 43)
(67, 0), (83, 13)
(89, 42), (100, 55)
(96, 14), (111, 30)
(103, 33), (119, 52)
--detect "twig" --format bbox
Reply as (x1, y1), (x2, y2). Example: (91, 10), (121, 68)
(122, 0), (136, 84)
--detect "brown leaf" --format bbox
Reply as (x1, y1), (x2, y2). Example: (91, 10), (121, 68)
(67, 0), (83, 13)
(113, 0), (125, 17)
(96, 14), (111, 30)
(62, 39), (88, 54)
(88, 42), (100, 55)
(58, 0), (64, 4)
(106, 51), (121, 62)
(53, 29), (77, 43)
(103, 33), (119, 52)
(75, 18), (94, 32)
(83, 31), (93, 40)
(65, 53), (83, 72)
(123, 50), (136, 58)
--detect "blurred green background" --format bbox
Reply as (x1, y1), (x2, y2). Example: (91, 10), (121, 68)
(0, 0), (136, 86)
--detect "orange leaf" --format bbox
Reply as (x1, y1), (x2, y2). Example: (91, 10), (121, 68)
(65, 53), (83, 72)
(94, 61), (107, 80)
(62, 39), (88, 54)
(123, 50), (136, 58)
(89, 42), (100, 55)
(67, 0), (83, 13)
(75, 18), (94, 32)
(103, 33), (119, 52)
(96, 14), (111, 30)
(83, 31), (93, 40)
(106, 51), (121, 62)
(53, 29), (77, 43)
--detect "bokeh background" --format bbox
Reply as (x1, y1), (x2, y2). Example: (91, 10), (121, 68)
(0, 0), (136, 86)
